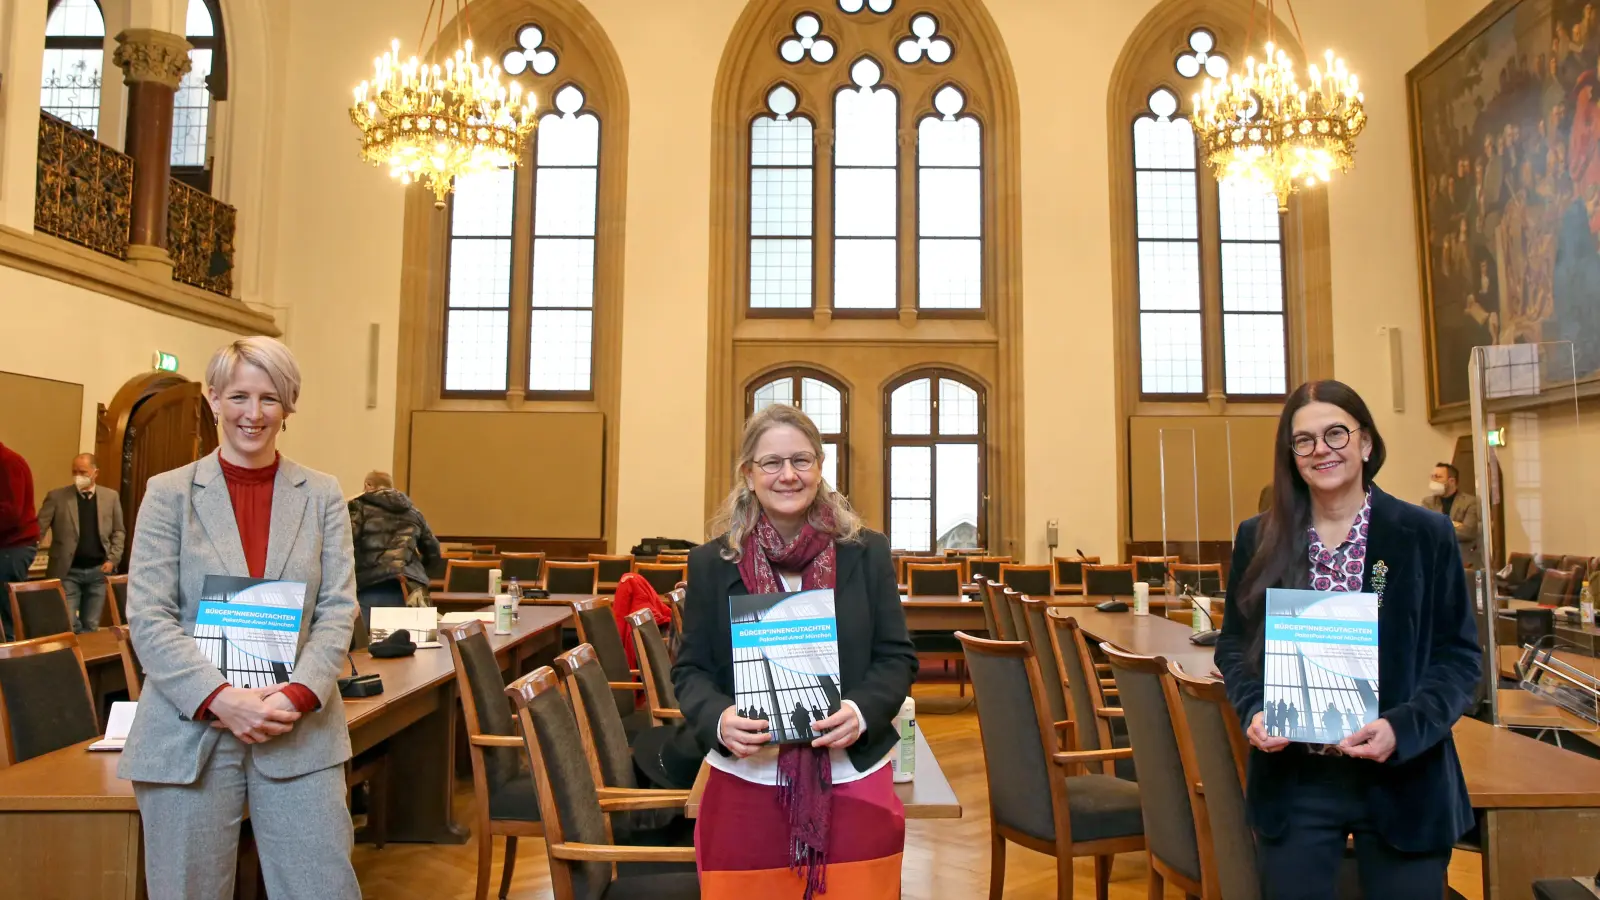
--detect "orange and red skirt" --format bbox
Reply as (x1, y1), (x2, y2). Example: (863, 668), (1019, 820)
(694, 766), (904, 899)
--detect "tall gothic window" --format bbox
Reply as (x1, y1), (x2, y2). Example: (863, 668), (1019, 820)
(745, 6), (988, 315)
(172, 0), (224, 178)
(747, 368), (850, 494)
(40, 0), (104, 133)
(441, 24), (605, 398)
(1130, 28), (1288, 400)
(884, 369), (984, 552)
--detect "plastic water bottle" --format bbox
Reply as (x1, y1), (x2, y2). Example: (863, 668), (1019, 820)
(890, 696), (916, 783)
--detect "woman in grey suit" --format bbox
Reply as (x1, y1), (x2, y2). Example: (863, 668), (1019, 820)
(120, 337), (360, 899)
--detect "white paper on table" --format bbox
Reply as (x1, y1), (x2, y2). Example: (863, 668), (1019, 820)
(89, 701), (137, 751)
(371, 606), (442, 647)
(439, 611), (496, 625)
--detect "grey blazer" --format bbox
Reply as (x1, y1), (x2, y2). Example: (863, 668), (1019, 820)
(1422, 490), (1482, 565)
(37, 484), (125, 577)
(118, 452), (358, 785)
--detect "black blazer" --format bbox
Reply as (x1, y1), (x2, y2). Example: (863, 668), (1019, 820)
(1215, 485), (1481, 853)
(671, 528), (919, 772)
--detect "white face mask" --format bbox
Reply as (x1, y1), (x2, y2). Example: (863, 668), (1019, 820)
(1428, 480), (1447, 496)
(74, 474), (93, 492)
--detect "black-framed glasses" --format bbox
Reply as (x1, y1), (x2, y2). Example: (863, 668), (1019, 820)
(753, 453), (817, 474)
(1291, 425), (1360, 458)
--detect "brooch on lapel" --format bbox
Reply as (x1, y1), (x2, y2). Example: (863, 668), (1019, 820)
(1371, 560), (1388, 608)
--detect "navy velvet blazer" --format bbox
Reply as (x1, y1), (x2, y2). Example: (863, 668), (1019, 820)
(670, 529), (918, 772)
(1215, 485), (1482, 853)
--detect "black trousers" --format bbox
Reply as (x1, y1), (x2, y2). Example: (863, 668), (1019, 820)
(1257, 755), (1452, 900)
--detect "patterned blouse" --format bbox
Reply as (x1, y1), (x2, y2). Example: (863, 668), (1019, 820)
(1307, 489), (1372, 592)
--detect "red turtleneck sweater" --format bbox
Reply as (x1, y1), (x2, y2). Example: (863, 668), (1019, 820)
(197, 453), (318, 718)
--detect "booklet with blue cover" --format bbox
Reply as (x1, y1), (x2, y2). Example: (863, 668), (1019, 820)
(729, 589), (842, 745)
(192, 576), (306, 688)
(1263, 588), (1380, 744)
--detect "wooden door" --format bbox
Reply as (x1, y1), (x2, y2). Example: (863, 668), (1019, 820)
(97, 374), (217, 569)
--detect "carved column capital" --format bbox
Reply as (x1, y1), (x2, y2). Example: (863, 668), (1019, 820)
(113, 29), (193, 89)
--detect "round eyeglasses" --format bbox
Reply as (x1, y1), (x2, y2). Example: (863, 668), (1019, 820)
(1291, 425), (1361, 458)
(753, 453), (817, 474)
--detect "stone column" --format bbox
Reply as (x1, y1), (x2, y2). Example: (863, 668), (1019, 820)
(113, 28), (191, 277)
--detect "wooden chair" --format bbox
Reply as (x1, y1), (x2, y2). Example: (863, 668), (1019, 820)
(110, 625), (142, 700)
(633, 562), (688, 596)
(468, 544), (499, 558)
(1170, 563), (1225, 596)
(0, 633), (100, 767)
(441, 620), (542, 900)
(957, 631), (1145, 900)
(895, 555), (944, 584)
(998, 563), (1055, 598)
(588, 554), (635, 589)
(1081, 564), (1136, 598)
(571, 598), (651, 736)
(104, 573), (129, 627)
(978, 578), (1016, 641)
(503, 667), (698, 900)
(1045, 615), (1129, 779)
(1018, 596), (1074, 750)
(967, 555), (1013, 584)
(546, 561), (601, 595)
(654, 553), (690, 566)
(624, 610), (682, 726)
(498, 552), (546, 586)
(1053, 556), (1101, 595)
(441, 548), (475, 560)
(1100, 643), (1203, 899)
(905, 562), (963, 597)
(346, 751), (389, 850)
(1000, 587), (1032, 651)
(1168, 664), (1254, 900)
(1132, 555), (1181, 591)
(7, 579), (73, 640)
(444, 559), (502, 594)
(553, 645), (691, 840)
(663, 587), (686, 651)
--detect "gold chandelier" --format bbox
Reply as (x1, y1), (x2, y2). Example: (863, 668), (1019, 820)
(349, 0), (537, 207)
(1191, 0), (1366, 212)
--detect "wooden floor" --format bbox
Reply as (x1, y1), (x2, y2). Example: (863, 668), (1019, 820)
(351, 683), (1485, 899)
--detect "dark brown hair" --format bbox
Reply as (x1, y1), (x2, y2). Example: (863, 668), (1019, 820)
(1235, 380), (1386, 626)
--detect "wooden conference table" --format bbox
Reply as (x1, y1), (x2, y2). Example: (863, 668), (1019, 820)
(683, 723), (961, 820)
(900, 593), (1195, 635)
(1052, 606), (1600, 900)
(0, 605), (572, 900)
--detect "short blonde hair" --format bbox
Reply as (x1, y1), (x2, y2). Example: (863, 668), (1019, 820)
(205, 337), (302, 413)
(709, 403), (862, 560)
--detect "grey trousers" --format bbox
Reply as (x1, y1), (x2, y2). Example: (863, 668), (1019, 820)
(133, 735), (360, 900)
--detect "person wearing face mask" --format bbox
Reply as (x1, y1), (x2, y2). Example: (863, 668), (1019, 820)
(1215, 381), (1480, 899)
(673, 404), (917, 900)
(1422, 462), (1482, 567)
(36, 453), (126, 631)
(120, 336), (360, 900)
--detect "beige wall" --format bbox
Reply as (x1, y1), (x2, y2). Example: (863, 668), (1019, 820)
(7, 0), (1550, 555)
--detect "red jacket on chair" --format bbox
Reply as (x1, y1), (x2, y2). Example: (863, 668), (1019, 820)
(613, 572), (672, 669)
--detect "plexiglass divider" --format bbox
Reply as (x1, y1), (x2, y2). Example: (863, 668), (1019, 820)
(1468, 342), (1596, 735)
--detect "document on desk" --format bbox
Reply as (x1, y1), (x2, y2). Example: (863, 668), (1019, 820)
(89, 701), (137, 751)
(1263, 588), (1380, 744)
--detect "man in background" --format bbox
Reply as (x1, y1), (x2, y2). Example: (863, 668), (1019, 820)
(348, 470), (440, 623)
(1423, 462), (1482, 566)
(37, 453), (126, 631)
(0, 441), (40, 641)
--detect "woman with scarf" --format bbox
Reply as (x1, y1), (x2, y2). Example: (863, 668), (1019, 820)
(673, 404), (917, 899)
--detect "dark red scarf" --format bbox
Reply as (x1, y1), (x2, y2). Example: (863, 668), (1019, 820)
(737, 511), (837, 899)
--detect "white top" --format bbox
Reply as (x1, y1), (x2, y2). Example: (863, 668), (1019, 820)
(705, 570), (891, 785)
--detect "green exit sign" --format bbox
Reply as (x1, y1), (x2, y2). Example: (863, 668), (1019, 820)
(153, 352), (179, 372)
(1487, 427), (1506, 447)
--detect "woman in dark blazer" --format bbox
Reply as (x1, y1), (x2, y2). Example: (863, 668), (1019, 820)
(1216, 380), (1481, 899)
(673, 403), (917, 900)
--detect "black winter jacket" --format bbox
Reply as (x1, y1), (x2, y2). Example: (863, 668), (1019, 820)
(347, 489), (441, 591)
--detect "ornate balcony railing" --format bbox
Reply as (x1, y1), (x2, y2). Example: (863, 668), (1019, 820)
(168, 179), (236, 297)
(34, 112), (132, 258)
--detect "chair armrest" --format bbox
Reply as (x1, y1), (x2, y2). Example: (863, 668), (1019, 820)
(1099, 679), (1117, 688)
(1102, 688), (1119, 697)
(548, 842), (698, 863)
(597, 787), (691, 812)
(608, 681), (647, 693)
(1051, 747), (1134, 767)
(1095, 707), (1124, 719)
(469, 734), (524, 748)
(653, 708), (685, 720)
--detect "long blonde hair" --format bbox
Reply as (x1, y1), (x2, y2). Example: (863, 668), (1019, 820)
(711, 404), (862, 561)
